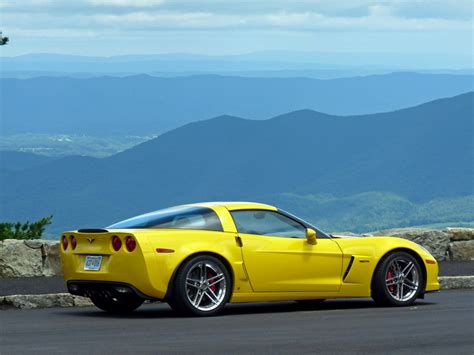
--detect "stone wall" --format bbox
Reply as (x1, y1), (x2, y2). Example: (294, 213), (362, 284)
(372, 228), (474, 261)
(0, 228), (473, 278)
(0, 239), (62, 278)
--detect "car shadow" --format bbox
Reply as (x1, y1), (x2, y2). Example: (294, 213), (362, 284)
(57, 298), (436, 319)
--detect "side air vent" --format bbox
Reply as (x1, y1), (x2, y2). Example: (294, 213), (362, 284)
(77, 229), (109, 233)
(343, 256), (355, 281)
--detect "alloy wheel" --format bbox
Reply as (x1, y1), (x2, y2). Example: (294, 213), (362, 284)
(385, 258), (420, 302)
(185, 261), (227, 311)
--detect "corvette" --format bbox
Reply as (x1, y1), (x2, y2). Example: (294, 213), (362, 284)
(61, 202), (439, 316)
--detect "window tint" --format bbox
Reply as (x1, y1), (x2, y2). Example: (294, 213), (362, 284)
(108, 206), (223, 231)
(231, 210), (306, 238)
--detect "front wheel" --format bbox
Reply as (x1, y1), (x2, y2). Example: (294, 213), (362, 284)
(168, 255), (231, 316)
(90, 294), (144, 313)
(372, 251), (424, 306)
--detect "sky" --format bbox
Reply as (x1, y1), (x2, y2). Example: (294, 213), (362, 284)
(0, 0), (472, 67)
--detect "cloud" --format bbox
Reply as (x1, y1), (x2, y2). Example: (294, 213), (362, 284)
(2, 2), (471, 33)
(0, 0), (471, 58)
(1, 0), (473, 20)
(87, 0), (165, 7)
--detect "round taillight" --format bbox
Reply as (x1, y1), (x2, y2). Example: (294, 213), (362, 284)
(70, 236), (77, 250)
(125, 236), (136, 252)
(112, 235), (122, 251)
(62, 235), (68, 250)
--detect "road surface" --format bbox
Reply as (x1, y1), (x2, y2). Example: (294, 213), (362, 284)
(1, 289), (473, 354)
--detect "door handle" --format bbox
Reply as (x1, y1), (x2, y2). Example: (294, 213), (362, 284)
(235, 236), (243, 247)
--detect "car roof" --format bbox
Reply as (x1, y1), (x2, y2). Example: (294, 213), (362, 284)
(187, 201), (277, 211)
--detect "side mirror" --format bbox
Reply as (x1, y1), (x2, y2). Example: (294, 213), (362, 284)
(306, 228), (317, 245)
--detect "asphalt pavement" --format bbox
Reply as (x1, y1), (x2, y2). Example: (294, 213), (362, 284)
(1, 289), (473, 354)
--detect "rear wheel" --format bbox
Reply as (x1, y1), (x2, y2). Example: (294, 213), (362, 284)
(169, 255), (231, 316)
(372, 251), (423, 306)
(90, 294), (144, 313)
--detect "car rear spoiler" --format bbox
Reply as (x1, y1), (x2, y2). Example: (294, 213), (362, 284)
(77, 229), (109, 233)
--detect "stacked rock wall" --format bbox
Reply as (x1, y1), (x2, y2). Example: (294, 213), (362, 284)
(0, 239), (62, 278)
(0, 228), (472, 278)
(372, 228), (474, 261)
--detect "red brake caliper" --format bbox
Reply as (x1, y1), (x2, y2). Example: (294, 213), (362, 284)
(387, 268), (395, 292)
(208, 272), (217, 293)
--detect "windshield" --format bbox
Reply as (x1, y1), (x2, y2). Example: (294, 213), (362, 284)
(107, 206), (223, 231)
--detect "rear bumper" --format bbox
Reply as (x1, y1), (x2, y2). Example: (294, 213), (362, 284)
(67, 280), (159, 301)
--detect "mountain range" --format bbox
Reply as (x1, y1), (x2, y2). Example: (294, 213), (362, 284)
(2, 73), (473, 135)
(2, 52), (473, 74)
(0, 151), (52, 172)
(1, 92), (472, 234)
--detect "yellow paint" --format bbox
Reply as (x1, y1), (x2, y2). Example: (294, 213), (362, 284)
(61, 202), (440, 302)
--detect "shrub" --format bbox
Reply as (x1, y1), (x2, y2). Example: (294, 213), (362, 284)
(0, 216), (53, 241)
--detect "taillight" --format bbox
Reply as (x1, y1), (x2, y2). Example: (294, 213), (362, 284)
(70, 235), (77, 250)
(62, 235), (68, 250)
(125, 236), (136, 252)
(112, 235), (122, 251)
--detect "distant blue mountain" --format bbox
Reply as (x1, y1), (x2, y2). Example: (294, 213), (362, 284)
(2, 73), (473, 135)
(0, 151), (53, 172)
(1, 93), (472, 233)
(4, 69), (473, 80)
(2, 52), (473, 71)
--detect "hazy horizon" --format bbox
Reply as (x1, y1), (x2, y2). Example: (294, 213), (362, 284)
(1, 0), (473, 68)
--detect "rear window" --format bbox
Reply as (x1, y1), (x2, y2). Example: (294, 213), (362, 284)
(107, 206), (223, 231)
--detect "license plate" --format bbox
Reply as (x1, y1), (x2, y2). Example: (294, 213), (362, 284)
(84, 255), (102, 271)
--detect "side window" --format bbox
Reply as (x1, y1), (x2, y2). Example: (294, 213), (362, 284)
(108, 207), (223, 231)
(153, 212), (213, 230)
(231, 210), (306, 238)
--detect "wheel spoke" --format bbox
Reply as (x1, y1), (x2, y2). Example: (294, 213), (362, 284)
(207, 273), (223, 283)
(393, 260), (401, 274)
(205, 289), (220, 305)
(193, 290), (205, 307)
(386, 280), (398, 286)
(186, 280), (200, 288)
(401, 262), (414, 277)
(208, 275), (225, 287)
(192, 289), (201, 305)
(402, 281), (417, 290)
(198, 263), (205, 281)
(403, 278), (418, 287)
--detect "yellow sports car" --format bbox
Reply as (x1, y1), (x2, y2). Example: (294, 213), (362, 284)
(61, 202), (439, 316)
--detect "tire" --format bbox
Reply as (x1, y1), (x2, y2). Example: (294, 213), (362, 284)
(168, 255), (231, 316)
(90, 294), (144, 314)
(372, 251), (424, 306)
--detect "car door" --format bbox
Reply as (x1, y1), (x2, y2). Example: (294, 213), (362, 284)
(231, 209), (343, 292)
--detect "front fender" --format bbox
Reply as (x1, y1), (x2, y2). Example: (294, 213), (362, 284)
(333, 236), (439, 296)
